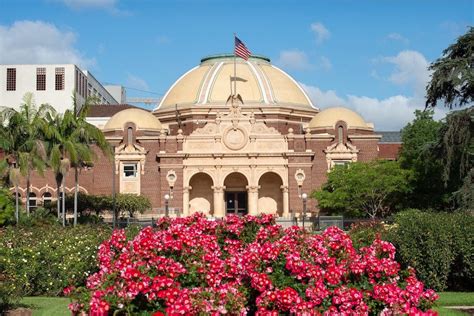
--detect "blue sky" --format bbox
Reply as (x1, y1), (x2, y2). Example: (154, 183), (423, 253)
(0, 0), (472, 129)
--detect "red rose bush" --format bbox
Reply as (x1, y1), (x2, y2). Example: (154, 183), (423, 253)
(67, 213), (438, 315)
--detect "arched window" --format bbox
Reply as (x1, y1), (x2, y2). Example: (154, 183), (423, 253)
(28, 192), (37, 211)
(127, 127), (133, 145)
(42, 192), (52, 209)
(338, 126), (344, 144)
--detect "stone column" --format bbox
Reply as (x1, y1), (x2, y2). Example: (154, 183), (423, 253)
(246, 185), (259, 216)
(212, 186), (225, 218)
(182, 186), (191, 216)
(281, 185), (289, 218)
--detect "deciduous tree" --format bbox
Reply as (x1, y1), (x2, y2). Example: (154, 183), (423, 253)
(313, 161), (412, 218)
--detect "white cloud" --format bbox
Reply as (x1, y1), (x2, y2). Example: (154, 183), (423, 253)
(386, 32), (409, 44)
(276, 50), (311, 71)
(318, 56), (332, 71)
(59, 0), (115, 9)
(310, 22), (330, 44)
(0, 20), (95, 67)
(299, 83), (345, 108)
(383, 50), (430, 97)
(126, 74), (149, 91)
(300, 82), (449, 130)
(57, 0), (129, 14)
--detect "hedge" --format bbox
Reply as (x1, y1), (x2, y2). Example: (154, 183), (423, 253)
(349, 209), (474, 292)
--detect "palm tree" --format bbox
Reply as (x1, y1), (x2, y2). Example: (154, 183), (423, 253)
(0, 94), (55, 218)
(0, 106), (22, 223)
(16, 94), (55, 216)
(43, 96), (111, 226)
(71, 96), (111, 226)
(44, 109), (80, 226)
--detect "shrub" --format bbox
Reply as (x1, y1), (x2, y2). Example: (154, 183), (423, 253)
(18, 207), (58, 227)
(0, 223), (112, 309)
(65, 193), (112, 216)
(348, 220), (390, 249)
(387, 209), (474, 291)
(67, 214), (438, 315)
(0, 188), (15, 226)
(65, 193), (151, 218)
(115, 193), (151, 217)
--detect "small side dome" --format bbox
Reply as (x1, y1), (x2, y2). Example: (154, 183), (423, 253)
(309, 107), (371, 130)
(104, 108), (162, 131)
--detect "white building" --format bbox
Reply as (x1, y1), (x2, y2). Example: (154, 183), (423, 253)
(104, 85), (127, 104)
(0, 64), (120, 113)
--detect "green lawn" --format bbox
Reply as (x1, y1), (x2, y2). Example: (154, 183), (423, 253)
(437, 292), (474, 306)
(434, 292), (474, 316)
(19, 292), (474, 315)
(20, 297), (70, 316)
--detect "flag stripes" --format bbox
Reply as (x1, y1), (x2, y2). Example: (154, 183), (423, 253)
(234, 36), (251, 60)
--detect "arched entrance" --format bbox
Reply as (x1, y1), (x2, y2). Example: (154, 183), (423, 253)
(224, 172), (248, 215)
(258, 172), (283, 216)
(189, 173), (214, 215)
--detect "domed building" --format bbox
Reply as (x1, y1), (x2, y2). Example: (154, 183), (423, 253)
(19, 54), (401, 218)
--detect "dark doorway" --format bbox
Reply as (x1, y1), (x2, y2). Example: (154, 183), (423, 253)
(225, 191), (247, 215)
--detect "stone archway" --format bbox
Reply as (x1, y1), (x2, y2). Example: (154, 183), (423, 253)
(188, 173), (214, 216)
(258, 172), (283, 216)
(223, 172), (249, 216)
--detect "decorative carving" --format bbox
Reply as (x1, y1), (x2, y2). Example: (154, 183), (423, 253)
(251, 122), (279, 134)
(287, 128), (294, 138)
(223, 126), (248, 150)
(294, 169), (306, 186)
(212, 186), (225, 193)
(324, 142), (359, 170)
(166, 170), (177, 187)
(249, 111), (256, 124)
(246, 185), (259, 193)
(114, 143), (147, 175)
(194, 123), (218, 135)
(177, 129), (184, 141)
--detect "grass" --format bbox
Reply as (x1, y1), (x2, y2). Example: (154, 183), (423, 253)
(434, 292), (474, 316)
(20, 297), (70, 316)
(18, 292), (474, 315)
(437, 292), (474, 306)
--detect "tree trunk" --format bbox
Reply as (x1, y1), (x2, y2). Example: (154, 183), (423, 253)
(62, 180), (66, 227)
(26, 167), (30, 217)
(56, 179), (61, 220)
(15, 184), (19, 224)
(74, 167), (78, 227)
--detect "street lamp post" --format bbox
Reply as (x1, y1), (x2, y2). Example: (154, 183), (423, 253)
(112, 146), (116, 229)
(301, 193), (307, 230)
(164, 194), (170, 217)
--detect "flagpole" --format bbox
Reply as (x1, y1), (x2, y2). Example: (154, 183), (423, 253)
(233, 33), (237, 96)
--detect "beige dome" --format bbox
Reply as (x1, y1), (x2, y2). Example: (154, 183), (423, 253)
(104, 108), (162, 131)
(309, 107), (371, 130)
(156, 54), (315, 110)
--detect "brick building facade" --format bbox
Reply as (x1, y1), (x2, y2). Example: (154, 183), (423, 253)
(13, 54), (401, 217)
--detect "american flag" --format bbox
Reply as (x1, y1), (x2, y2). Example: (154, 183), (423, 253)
(234, 36), (251, 60)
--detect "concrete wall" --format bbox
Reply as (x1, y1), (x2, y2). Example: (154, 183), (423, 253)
(0, 64), (117, 113)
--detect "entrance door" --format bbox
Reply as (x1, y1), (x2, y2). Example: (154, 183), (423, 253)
(225, 192), (247, 215)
